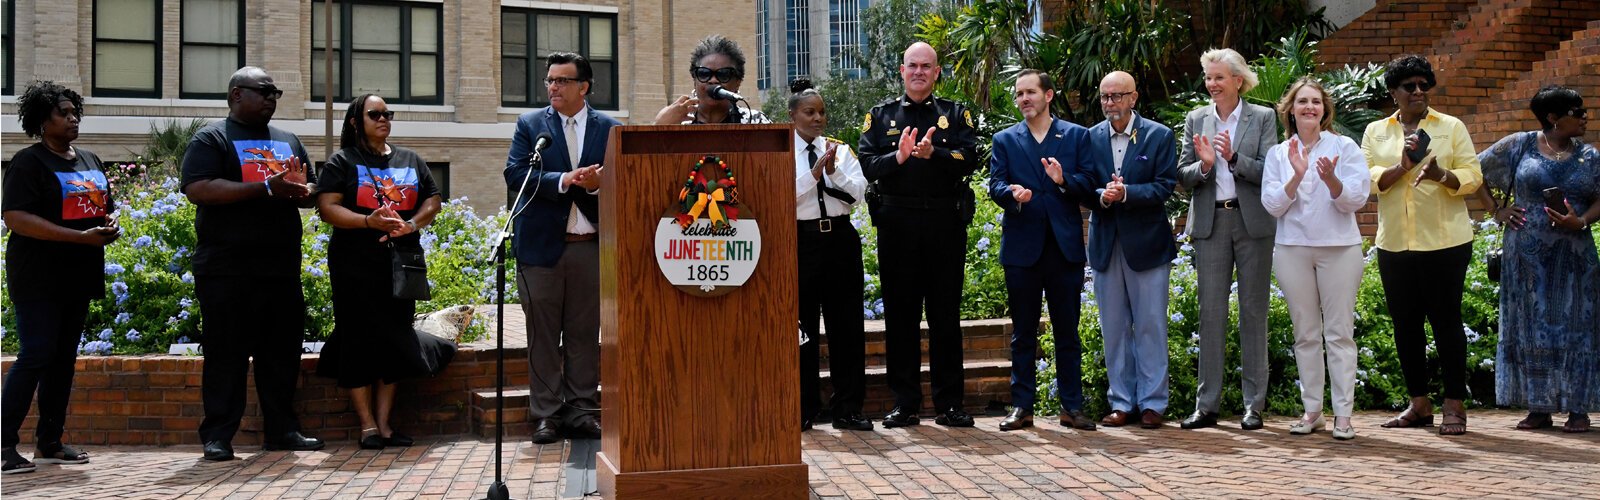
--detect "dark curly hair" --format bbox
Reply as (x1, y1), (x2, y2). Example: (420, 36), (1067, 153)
(16, 81), (84, 139)
(787, 78), (822, 111)
(688, 34), (746, 79)
(1530, 84), (1582, 131)
(1383, 55), (1436, 90)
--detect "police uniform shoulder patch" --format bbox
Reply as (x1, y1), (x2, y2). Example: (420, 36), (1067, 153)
(861, 113), (872, 132)
(963, 109), (974, 128)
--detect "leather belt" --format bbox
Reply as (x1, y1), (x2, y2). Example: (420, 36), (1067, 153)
(1215, 199), (1239, 210)
(564, 233), (597, 242)
(798, 215), (850, 233)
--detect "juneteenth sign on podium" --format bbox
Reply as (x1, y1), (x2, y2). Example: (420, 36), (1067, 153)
(596, 124), (805, 499)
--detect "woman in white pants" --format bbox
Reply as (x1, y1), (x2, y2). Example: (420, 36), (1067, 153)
(1260, 77), (1372, 440)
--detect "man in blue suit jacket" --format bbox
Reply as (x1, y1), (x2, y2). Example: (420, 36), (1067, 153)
(988, 70), (1100, 432)
(502, 52), (620, 445)
(1084, 71), (1178, 429)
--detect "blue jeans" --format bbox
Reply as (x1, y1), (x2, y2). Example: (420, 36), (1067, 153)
(2, 299), (89, 450)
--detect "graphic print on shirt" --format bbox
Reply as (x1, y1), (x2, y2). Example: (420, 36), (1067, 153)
(356, 164), (420, 211)
(55, 170), (111, 220)
(232, 140), (300, 183)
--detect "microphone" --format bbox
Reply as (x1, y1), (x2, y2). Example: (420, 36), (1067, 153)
(532, 132), (554, 153)
(707, 85), (745, 102)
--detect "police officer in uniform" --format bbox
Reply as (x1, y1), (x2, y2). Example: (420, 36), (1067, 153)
(857, 41), (979, 428)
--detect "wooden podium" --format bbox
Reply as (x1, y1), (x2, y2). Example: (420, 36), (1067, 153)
(596, 124), (806, 499)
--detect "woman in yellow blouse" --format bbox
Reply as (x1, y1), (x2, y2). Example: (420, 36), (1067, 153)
(1361, 55), (1483, 436)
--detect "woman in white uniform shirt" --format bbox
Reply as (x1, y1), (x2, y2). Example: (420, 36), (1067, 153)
(790, 79), (873, 432)
(1260, 77), (1372, 440)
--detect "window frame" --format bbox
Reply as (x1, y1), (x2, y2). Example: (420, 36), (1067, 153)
(179, 0), (246, 99)
(499, 7), (619, 110)
(311, 0), (444, 105)
(92, 0), (164, 98)
(3, 0), (13, 96)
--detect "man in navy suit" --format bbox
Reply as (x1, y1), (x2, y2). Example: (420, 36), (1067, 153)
(988, 70), (1099, 432)
(503, 52), (620, 445)
(1084, 71), (1178, 429)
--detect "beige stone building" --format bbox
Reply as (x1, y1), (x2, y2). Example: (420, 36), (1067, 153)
(0, 0), (758, 214)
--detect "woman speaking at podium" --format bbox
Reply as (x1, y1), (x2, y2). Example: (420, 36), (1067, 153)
(788, 79), (872, 432)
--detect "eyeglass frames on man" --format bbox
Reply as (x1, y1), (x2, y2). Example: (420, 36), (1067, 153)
(1099, 91), (1134, 104)
(237, 85), (284, 100)
(544, 77), (589, 87)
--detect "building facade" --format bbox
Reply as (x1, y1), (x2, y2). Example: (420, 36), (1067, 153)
(755, 0), (868, 92)
(0, 0), (758, 215)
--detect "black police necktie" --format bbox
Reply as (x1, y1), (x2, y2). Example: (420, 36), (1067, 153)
(808, 143), (828, 218)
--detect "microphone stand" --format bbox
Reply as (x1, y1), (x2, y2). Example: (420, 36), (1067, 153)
(481, 149), (542, 500)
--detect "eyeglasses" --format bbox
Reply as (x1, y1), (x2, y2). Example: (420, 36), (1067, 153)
(1098, 91), (1133, 104)
(544, 77), (587, 87)
(1398, 81), (1434, 93)
(237, 85), (283, 100)
(1564, 108), (1588, 119)
(366, 109), (395, 121)
(691, 66), (742, 83)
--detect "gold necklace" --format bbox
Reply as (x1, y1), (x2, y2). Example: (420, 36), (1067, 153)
(1542, 131), (1573, 161)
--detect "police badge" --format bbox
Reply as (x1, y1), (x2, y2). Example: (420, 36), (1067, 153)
(937, 115), (949, 130)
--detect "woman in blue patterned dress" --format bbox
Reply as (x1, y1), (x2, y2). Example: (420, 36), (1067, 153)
(1480, 85), (1599, 433)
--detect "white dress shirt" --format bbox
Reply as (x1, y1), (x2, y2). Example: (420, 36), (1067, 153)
(556, 104), (597, 235)
(1110, 112), (1138, 176)
(1209, 102), (1243, 201)
(1260, 131), (1371, 247)
(793, 133), (868, 220)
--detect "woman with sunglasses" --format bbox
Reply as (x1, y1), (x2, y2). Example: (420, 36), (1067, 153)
(1478, 85), (1599, 433)
(1361, 55), (1484, 436)
(315, 94), (446, 449)
(653, 34), (769, 125)
(2, 81), (117, 474)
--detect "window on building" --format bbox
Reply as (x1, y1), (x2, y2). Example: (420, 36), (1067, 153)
(181, 0), (244, 99)
(312, 1), (442, 104)
(786, 0), (811, 80)
(756, 0), (770, 91)
(428, 162), (449, 200)
(3, 0), (13, 95)
(829, 0), (865, 79)
(94, 0), (162, 97)
(501, 8), (618, 110)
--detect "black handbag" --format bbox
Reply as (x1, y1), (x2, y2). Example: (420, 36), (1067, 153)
(1486, 154), (1517, 283)
(389, 237), (431, 300)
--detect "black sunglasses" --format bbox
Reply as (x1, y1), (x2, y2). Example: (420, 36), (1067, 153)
(1564, 108), (1588, 120)
(237, 85), (283, 100)
(366, 109), (395, 121)
(1399, 81), (1434, 93)
(691, 66), (741, 83)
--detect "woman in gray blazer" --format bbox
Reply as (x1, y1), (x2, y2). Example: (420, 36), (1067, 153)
(1175, 48), (1280, 431)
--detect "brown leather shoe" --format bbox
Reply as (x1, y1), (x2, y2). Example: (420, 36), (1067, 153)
(1101, 410), (1132, 427)
(1060, 409), (1097, 431)
(1139, 409), (1165, 429)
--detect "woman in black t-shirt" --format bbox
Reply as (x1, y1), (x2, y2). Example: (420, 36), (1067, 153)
(2, 82), (119, 474)
(314, 94), (444, 450)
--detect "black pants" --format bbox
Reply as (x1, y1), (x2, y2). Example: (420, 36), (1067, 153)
(1005, 229), (1086, 410)
(196, 275), (306, 443)
(1, 299), (89, 450)
(876, 210), (967, 412)
(798, 218), (867, 420)
(1377, 243), (1472, 400)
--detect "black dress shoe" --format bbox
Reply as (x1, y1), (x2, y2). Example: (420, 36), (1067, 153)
(935, 408), (975, 428)
(383, 432), (414, 447)
(1060, 409), (1097, 431)
(359, 434), (385, 450)
(263, 432), (324, 451)
(1241, 410), (1264, 430)
(999, 408), (1033, 431)
(881, 407), (920, 428)
(568, 419), (601, 440)
(531, 419), (562, 445)
(801, 418), (813, 431)
(1181, 411), (1219, 430)
(202, 440), (234, 461)
(832, 413), (873, 431)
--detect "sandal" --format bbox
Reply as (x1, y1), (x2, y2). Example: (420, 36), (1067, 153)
(1516, 412), (1553, 430)
(2, 448), (35, 475)
(32, 444), (89, 465)
(1439, 399), (1467, 436)
(1563, 413), (1590, 433)
(1380, 399), (1434, 428)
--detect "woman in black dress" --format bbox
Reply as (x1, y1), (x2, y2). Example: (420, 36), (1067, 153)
(2, 81), (118, 473)
(315, 94), (443, 449)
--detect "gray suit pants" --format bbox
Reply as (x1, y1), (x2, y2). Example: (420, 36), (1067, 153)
(516, 240), (601, 425)
(1192, 207), (1273, 414)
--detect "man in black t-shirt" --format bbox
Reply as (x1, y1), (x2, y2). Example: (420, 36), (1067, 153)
(179, 66), (323, 461)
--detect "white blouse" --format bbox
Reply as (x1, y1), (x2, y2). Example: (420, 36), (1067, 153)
(793, 133), (868, 220)
(1260, 131), (1371, 247)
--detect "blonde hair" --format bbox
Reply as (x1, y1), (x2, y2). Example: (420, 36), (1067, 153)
(1199, 48), (1258, 95)
(1276, 77), (1337, 138)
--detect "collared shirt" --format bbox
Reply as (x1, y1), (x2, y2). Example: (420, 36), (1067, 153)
(1361, 107), (1484, 251)
(556, 104), (597, 235)
(1110, 112), (1139, 175)
(793, 133), (868, 220)
(1260, 131), (1372, 247)
(1210, 102), (1243, 200)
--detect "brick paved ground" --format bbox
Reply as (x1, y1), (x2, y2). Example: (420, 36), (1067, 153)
(2, 410), (1594, 499)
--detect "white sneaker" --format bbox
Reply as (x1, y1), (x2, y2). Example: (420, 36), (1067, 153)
(1289, 415), (1325, 435)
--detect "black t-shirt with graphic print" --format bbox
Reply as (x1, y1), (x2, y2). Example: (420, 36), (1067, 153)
(179, 118), (310, 277)
(316, 146), (440, 262)
(2, 144), (114, 301)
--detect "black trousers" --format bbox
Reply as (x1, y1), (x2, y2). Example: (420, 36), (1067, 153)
(876, 210), (967, 412)
(1004, 229), (1086, 410)
(1377, 243), (1473, 400)
(1, 299), (89, 450)
(798, 218), (867, 420)
(196, 275), (306, 443)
